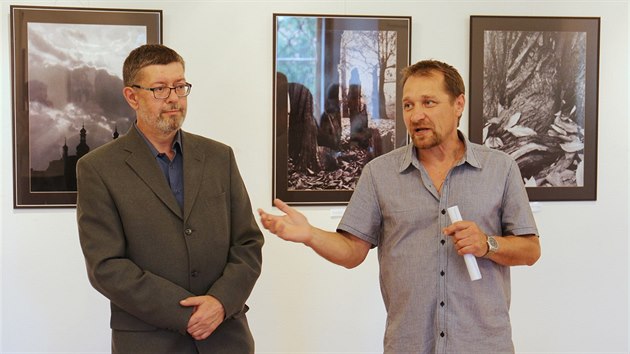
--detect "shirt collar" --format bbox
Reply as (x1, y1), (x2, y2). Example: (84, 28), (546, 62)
(398, 130), (481, 173)
(134, 122), (183, 157)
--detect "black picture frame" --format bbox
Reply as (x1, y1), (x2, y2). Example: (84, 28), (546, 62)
(11, 6), (162, 208)
(469, 16), (600, 201)
(273, 13), (411, 205)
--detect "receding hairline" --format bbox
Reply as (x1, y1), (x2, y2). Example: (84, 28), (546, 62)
(401, 61), (465, 101)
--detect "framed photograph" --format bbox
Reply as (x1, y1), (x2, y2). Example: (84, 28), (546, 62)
(469, 16), (600, 201)
(273, 14), (411, 205)
(11, 6), (162, 208)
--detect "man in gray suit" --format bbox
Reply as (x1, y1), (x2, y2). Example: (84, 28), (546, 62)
(77, 44), (264, 353)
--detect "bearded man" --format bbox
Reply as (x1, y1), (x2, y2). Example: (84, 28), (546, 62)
(76, 44), (263, 354)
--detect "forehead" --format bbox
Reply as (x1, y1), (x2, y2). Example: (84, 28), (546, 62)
(136, 62), (185, 84)
(402, 72), (447, 97)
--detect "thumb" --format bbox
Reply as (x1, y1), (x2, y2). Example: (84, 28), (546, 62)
(180, 296), (203, 307)
(273, 199), (294, 216)
(273, 198), (290, 213)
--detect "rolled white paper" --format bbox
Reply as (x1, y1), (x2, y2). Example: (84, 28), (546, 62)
(447, 205), (482, 281)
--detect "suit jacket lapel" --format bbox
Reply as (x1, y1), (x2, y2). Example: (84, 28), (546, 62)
(182, 131), (205, 222)
(123, 127), (183, 219)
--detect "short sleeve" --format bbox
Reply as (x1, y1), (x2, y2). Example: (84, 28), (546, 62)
(337, 164), (382, 246)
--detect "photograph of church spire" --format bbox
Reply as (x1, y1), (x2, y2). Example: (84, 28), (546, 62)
(30, 124), (120, 192)
(11, 6), (162, 207)
(24, 21), (139, 192)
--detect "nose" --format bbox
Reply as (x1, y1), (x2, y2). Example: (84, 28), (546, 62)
(165, 88), (180, 102)
(409, 107), (427, 122)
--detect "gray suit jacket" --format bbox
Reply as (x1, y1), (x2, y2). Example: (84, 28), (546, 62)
(77, 126), (263, 353)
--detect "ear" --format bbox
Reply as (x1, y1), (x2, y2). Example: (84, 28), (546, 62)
(122, 86), (140, 110)
(454, 93), (465, 116)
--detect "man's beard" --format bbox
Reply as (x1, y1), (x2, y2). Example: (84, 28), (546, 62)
(139, 106), (186, 134)
(410, 127), (441, 150)
(156, 112), (185, 134)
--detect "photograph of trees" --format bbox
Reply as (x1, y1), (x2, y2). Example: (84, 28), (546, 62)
(273, 15), (410, 204)
(482, 29), (587, 187)
(469, 16), (599, 201)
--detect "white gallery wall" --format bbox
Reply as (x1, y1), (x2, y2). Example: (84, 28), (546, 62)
(1, 0), (628, 353)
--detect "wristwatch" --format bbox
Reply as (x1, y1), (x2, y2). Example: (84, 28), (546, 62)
(484, 235), (499, 257)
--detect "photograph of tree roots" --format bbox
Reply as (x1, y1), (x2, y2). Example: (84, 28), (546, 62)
(469, 16), (599, 201)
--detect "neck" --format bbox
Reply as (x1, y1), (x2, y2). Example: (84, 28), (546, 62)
(137, 123), (177, 155)
(418, 136), (464, 166)
(418, 137), (465, 194)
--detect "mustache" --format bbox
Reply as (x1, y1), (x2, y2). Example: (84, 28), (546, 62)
(411, 124), (433, 131)
(162, 105), (182, 112)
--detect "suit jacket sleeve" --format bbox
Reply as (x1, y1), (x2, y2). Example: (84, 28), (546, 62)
(205, 147), (264, 319)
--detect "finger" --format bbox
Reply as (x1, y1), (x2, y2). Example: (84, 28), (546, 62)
(187, 319), (202, 332)
(258, 212), (269, 225)
(188, 321), (217, 338)
(187, 319), (211, 335)
(192, 329), (212, 341)
(263, 216), (277, 232)
(189, 316), (217, 329)
(443, 222), (464, 234)
(188, 326), (205, 339)
(258, 209), (272, 221)
(460, 244), (476, 256)
(443, 225), (456, 236)
(257, 212), (275, 230)
(444, 226), (461, 238)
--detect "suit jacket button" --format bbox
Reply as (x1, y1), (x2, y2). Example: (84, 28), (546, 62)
(191, 270), (199, 277)
(184, 228), (193, 236)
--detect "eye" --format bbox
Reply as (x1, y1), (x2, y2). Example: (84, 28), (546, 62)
(402, 102), (413, 110)
(175, 83), (192, 96)
(152, 86), (167, 94)
(423, 99), (437, 107)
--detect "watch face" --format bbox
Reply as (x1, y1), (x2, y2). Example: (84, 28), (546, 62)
(488, 236), (499, 251)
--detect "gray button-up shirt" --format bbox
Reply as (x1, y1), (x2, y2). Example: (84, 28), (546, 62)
(338, 132), (538, 354)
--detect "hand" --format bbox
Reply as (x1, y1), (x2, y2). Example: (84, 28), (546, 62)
(180, 295), (225, 341)
(443, 220), (488, 258)
(257, 199), (313, 244)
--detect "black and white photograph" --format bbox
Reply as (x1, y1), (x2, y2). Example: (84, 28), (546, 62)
(272, 14), (411, 205)
(11, 6), (162, 208)
(469, 16), (600, 201)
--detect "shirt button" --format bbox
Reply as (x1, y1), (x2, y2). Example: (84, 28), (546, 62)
(440, 239), (446, 245)
(440, 301), (445, 307)
(440, 332), (445, 337)
(441, 209), (446, 215)
(440, 270), (445, 276)
(184, 228), (192, 236)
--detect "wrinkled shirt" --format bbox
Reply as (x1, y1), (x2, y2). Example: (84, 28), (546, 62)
(337, 132), (538, 354)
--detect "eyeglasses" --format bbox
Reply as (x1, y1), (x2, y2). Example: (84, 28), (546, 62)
(131, 83), (192, 99)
